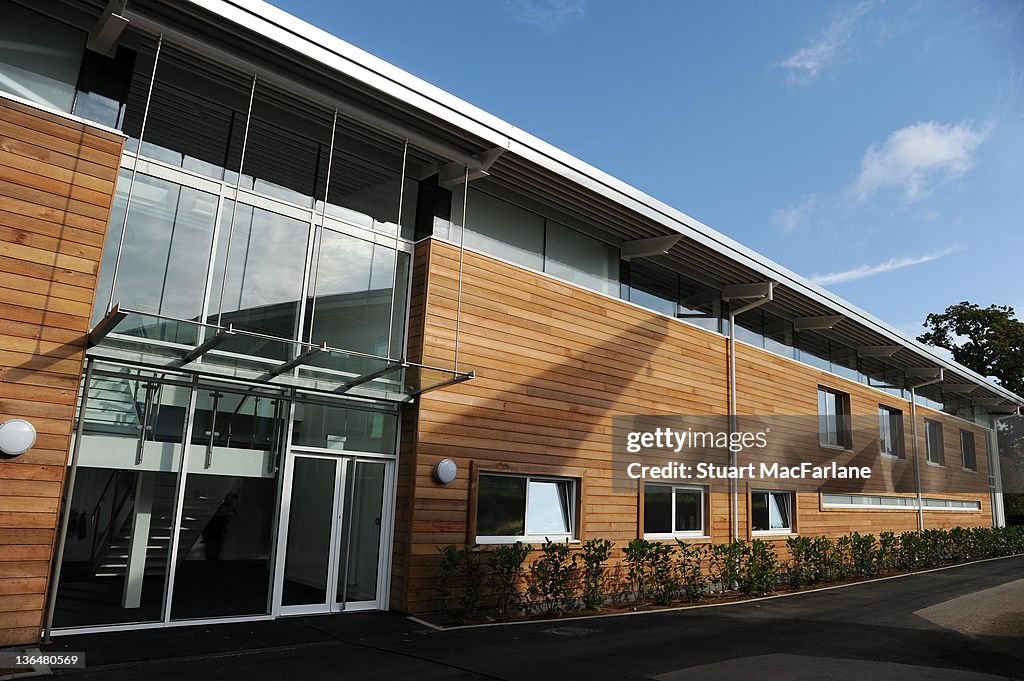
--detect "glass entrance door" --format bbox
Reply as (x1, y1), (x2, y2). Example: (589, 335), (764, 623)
(276, 454), (391, 614)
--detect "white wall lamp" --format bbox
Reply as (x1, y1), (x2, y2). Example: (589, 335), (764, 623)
(434, 458), (457, 485)
(0, 418), (37, 457)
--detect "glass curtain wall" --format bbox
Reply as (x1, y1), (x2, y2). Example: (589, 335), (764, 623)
(53, 365), (400, 630)
(90, 38), (416, 374)
(54, 366), (189, 628)
(169, 386), (285, 620)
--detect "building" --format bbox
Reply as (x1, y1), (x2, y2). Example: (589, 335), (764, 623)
(0, 0), (1021, 646)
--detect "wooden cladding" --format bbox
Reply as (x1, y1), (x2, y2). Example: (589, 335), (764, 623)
(0, 96), (123, 645)
(393, 239), (995, 613)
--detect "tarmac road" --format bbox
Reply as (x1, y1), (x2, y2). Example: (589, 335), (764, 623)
(37, 555), (1024, 681)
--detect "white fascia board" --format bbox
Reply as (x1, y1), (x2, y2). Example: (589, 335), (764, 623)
(184, 0), (1024, 406)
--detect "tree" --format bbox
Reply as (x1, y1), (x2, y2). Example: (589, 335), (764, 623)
(917, 302), (1024, 395)
(918, 302), (1024, 523)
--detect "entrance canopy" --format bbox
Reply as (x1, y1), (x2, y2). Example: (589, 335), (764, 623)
(88, 305), (472, 402)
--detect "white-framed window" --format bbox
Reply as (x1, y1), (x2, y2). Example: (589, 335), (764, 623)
(751, 490), (793, 534)
(879, 405), (905, 458)
(475, 473), (576, 543)
(960, 429), (977, 471)
(924, 419), (944, 465)
(822, 493), (981, 511)
(643, 484), (706, 538)
(818, 387), (851, 449)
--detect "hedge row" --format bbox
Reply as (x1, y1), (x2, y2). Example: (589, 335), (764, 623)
(435, 525), (1024, 624)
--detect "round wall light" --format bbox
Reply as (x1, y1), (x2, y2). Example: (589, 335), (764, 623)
(434, 458), (457, 485)
(0, 419), (37, 457)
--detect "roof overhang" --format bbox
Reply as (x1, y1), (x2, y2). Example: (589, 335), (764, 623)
(111, 0), (1024, 408)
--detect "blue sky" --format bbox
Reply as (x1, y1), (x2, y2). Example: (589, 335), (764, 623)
(273, 0), (1023, 337)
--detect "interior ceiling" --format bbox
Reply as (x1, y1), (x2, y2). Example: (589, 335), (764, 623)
(68, 0), (1017, 405)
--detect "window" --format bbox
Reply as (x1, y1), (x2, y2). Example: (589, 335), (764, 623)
(822, 493), (980, 511)
(818, 387), (851, 449)
(476, 473), (576, 542)
(960, 430), (977, 471)
(544, 220), (619, 296)
(0, 2), (85, 112)
(751, 491), (793, 534)
(924, 419), (944, 465)
(451, 189), (545, 271)
(623, 260), (721, 329)
(879, 405), (905, 458)
(643, 484), (706, 537)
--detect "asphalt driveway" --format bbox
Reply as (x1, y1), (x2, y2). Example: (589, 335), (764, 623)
(29, 555), (1024, 681)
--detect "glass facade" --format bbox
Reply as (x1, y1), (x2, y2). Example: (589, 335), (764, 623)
(0, 2), (85, 112)
(43, 15), (419, 631)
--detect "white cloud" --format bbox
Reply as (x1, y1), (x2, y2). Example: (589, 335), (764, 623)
(503, 0), (585, 30)
(809, 246), (961, 286)
(778, 1), (874, 84)
(772, 195), (817, 233)
(851, 121), (991, 201)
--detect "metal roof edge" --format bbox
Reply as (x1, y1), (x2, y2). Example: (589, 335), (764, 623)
(183, 0), (1024, 405)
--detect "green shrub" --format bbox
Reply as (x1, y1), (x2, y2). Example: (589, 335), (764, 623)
(579, 538), (614, 611)
(849, 532), (879, 577)
(878, 531), (899, 572)
(648, 542), (680, 605)
(488, 541), (531, 621)
(436, 545), (484, 625)
(528, 539), (576, 615)
(676, 540), (710, 600)
(623, 538), (654, 606)
(786, 535), (814, 587)
(708, 539), (746, 593)
(741, 539), (779, 596)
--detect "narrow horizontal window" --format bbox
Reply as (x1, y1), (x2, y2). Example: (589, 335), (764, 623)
(822, 493), (980, 511)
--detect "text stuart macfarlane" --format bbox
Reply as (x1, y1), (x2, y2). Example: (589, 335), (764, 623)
(627, 461), (871, 481)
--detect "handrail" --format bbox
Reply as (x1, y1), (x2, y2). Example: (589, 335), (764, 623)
(89, 473), (136, 573)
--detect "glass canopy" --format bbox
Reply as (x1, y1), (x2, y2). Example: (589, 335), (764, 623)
(87, 305), (472, 402)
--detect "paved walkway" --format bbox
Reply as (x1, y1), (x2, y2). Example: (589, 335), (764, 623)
(25, 555), (1024, 680)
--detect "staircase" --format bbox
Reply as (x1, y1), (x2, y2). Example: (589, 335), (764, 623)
(83, 371), (144, 437)
(93, 476), (234, 578)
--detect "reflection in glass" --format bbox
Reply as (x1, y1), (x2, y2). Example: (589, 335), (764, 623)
(304, 228), (409, 365)
(526, 480), (572, 535)
(322, 127), (410, 236)
(477, 475), (526, 537)
(93, 172), (218, 344)
(291, 402), (396, 454)
(544, 221), (618, 295)
(338, 461), (386, 603)
(627, 260), (677, 317)
(762, 311), (795, 359)
(282, 457), (337, 606)
(674, 490), (701, 533)
(643, 484), (672, 534)
(54, 369), (187, 628)
(451, 188), (545, 271)
(123, 46), (250, 180)
(209, 202), (310, 341)
(751, 491), (791, 532)
(170, 388), (282, 620)
(0, 2), (84, 112)
(73, 47), (136, 129)
(240, 81), (333, 207)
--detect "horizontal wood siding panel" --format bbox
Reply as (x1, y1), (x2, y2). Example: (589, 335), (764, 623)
(397, 240), (996, 613)
(0, 95), (122, 645)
